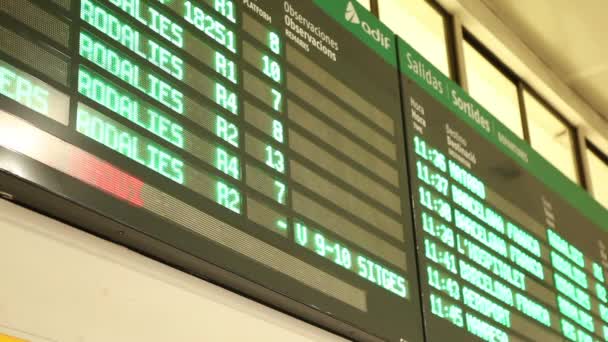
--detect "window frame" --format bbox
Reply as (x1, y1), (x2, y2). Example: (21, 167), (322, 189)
(427, 0), (458, 80)
(370, 0), (379, 16)
(462, 31), (526, 138)
(461, 31), (586, 186)
(521, 84), (583, 184)
(463, 30), (521, 87)
(375, 0), (456, 79)
(586, 141), (608, 195)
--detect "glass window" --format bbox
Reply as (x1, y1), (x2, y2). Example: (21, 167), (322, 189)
(357, 0), (371, 10)
(463, 40), (524, 138)
(524, 90), (578, 183)
(587, 145), (608, 209)
(378, 0), (451, 76)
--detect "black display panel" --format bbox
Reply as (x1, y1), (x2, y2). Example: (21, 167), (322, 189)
(398, 39), (608, 342)
(0, 1), (423, 341)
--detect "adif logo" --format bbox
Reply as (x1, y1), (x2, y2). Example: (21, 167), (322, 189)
(345, 2), (360, 24)
(345, 1), (391, 49)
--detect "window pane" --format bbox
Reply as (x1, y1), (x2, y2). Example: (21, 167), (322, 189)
(379, 0), (450, 76)
(524, 90), (578, 183)
(463, 41), (523, 138)
(587, 147), (608, 209)
(357, 0), (371, 10)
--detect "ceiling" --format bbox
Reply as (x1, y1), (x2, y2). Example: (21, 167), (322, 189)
(479, 0), (608, 121)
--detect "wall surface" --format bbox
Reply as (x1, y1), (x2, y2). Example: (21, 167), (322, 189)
(0, 199), (346, 342)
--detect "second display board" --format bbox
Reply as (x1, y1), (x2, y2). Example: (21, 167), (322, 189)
(399, 38), (608, 342)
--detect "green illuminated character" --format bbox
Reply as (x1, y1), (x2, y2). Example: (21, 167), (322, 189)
(272, 120), (284, 143)
(147, 73), (183, 113)
(215, 116), (239, 147)
(216, 181), (240, 213)
(333, 244), (353, 269)
(271, 89), (282, 112)
(265, 146), (285, 173)
(216, 148), (240, 179)
(314, 233), (326, 256)
(295, 222), (308, 246)
(269, 32), (281, 54)
(0, 65), (49, 114)
(216, 83), (238, 114)
(274, 180), (286, 204)
(276, 219), (288, 231)
(215, 52), (237, 84)
(184, 1), (236, 52)
(144, 6), (185, 48)
(214, 0), (236, 23)
(77, 107), (184, 184)
(262, 55), (281, 83)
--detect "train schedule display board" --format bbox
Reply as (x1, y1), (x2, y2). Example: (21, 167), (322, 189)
(0, 1), (423, 341)
(399, 37), (608, 342)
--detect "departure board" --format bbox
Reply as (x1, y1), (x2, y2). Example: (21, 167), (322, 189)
(399, 37), (608, 342)
(0, 1), (424, 341)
